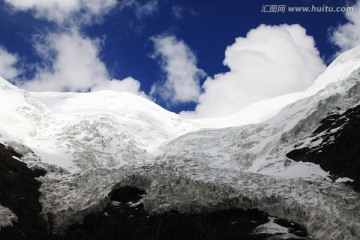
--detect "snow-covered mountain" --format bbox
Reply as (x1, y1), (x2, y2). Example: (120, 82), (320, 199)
(1, 46), (360, 239)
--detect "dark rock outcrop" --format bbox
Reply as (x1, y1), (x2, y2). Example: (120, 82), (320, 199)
(0, 143), (58, 240)
(287, 105), (360, 191)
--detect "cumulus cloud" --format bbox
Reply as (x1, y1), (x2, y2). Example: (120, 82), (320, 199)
(150, 35), (205, 104)
(4, 0), (117, 25)
(0, 46), (20, 80)
(182, 24), (326, 118)
(19, 29), (144, 96)
(330, 0), (360, 52)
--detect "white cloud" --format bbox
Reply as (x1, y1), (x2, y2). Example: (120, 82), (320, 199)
(19, 29), (144, 96)
(4, 0), (117, 25)
(0, 46), (19, 80)
(5, 0), (160, 24)
(330, 0), (360, 52)
(182, 24), (326, 118)
(151, 35), (205, 104)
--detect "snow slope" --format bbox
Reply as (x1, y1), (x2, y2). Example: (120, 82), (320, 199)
(31, 90), (203, 154)
(1, 46), (360, 239)
(0, 81), (204, 172)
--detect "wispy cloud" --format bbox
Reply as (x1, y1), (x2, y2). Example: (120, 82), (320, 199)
(150, 35), (205, 104)
(330, 0), (360, 52)
(172, 5), (196, 20)
(113, 0), (159, 19)
(134, 0), (158, 18)
(0, 46), (20, 80)
(172, 6), (185, 19)
(182, 24), (326, 118)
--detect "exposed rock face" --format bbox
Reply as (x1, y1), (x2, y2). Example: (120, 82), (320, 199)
(287, 105), (360, 191)
(0, 143), (54, 240)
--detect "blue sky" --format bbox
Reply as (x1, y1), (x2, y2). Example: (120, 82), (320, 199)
(0, 0), (360, 117)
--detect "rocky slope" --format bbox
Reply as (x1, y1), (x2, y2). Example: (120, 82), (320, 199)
(287, 104), (360, 191)
(0, 143), (55, 240)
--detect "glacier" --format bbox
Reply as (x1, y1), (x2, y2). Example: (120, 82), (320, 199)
(1, 46), (360, 239)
